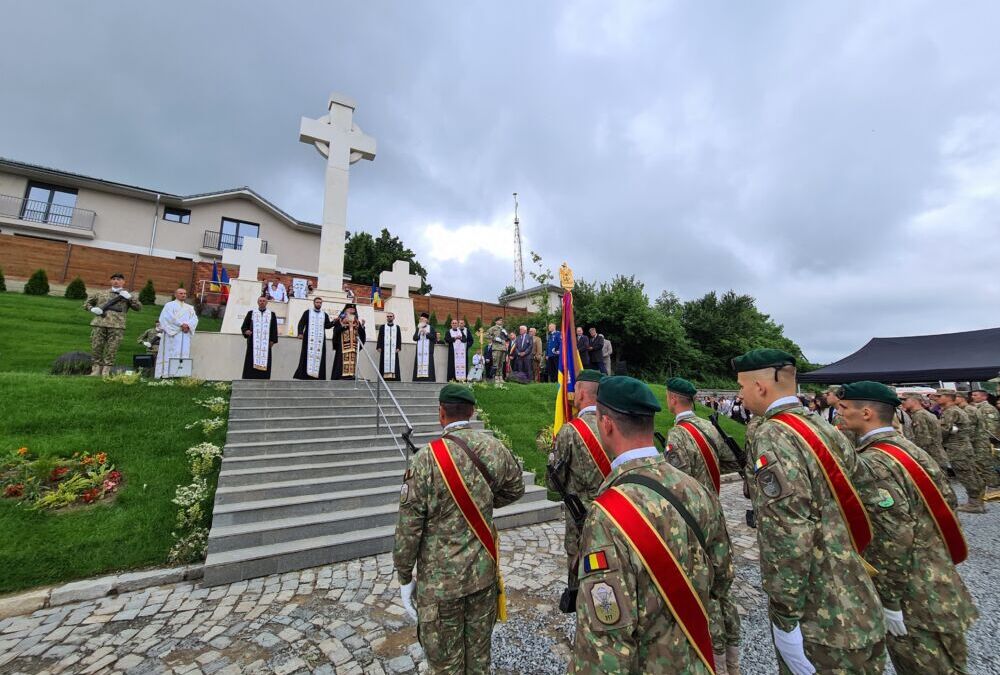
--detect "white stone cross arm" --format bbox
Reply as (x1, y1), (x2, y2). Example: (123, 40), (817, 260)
(379, 260), (423, 299)
(222, 237), (277, 281)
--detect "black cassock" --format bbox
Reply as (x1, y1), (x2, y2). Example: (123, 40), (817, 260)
(444, 328), (469, 381)
(331, 320), (367, 380)
(412, 326), (438, 382)
(241, 309), (278, 379)
(293, 309), (335, 380)
(376, 323), (403, 381)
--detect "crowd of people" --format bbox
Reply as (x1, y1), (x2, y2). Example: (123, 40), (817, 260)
(481, 318), (613, 384)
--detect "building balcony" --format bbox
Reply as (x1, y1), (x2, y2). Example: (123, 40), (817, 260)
(199, 230), (270, 258)
(0, 193), (96, 238)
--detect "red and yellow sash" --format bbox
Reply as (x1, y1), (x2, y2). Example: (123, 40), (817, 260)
(871, 442), (969, 564)
(594, 488), (716, 674)
(570, 417), (611, 478)
(677, 420), (721, 494)
(773, 412), (873, 554)
(428, 438), (507, 620)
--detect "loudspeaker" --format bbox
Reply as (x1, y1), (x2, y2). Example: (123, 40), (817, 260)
(133, 354), (154, 369)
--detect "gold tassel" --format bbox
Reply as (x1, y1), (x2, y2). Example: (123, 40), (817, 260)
(859, 554), (879, 577)
(496, 573), (508, 622)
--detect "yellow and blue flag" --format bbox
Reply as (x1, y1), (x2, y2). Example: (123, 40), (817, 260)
(553, 290), (584, 437)
(208, 262), (221, 292)
(371, 281), (383, 309)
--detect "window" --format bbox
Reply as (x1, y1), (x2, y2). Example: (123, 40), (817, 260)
(219, 218), (260, 250)
(21, 182), (78, 225)
(163, 207), (191, 224)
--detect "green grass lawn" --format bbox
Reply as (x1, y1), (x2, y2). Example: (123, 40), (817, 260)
(0, 373), (227, 594)
(474, 382), (747, 482)
(0, 293), (222, 373)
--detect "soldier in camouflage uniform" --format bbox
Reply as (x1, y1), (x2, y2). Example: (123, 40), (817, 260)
(663, 377), (741, 674)
(900, 393), (949, 469)
(823, 386), (858, 447)
(547, 369), (606, 613)
(836, 382), (978, 674)
(137, 322), (162, 356)
(733, 349), (885, 674)
(83, 272), (142, 376)
(484, 317), (509, 384)
(393, 384), (524, 674)
(957, 391), (997, 490)
(971, 388), (999, 487)
(935, 389), (986, 513)
(571, 377), (734, 674)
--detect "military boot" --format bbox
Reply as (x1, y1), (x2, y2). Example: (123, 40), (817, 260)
(957, 499), (987, 514)
(713, 650), (727, 674)
(726, 645), (740, 675)
(101, 365), (112, 377)
(90, 364), (102, 376)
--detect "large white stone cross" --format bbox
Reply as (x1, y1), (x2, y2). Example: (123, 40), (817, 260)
(299, 93), (376, 292)
(379, 260), (422, 299)
(222, 237), (277, 281)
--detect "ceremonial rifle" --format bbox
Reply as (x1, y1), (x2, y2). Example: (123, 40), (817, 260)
(98, 291), (130, 313)
(546, 460), (587, 530)
(709, 412), (757, 528)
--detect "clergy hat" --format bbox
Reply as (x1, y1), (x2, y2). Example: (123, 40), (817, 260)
(731, 348), (796, 373)
(110, 272), (125, 280)
(439, 383), (476, 405)
(577, 369), (603, 384)
(597, 376), (661, 416)
(837, 381), (900, 407)
(666, 377), (697, 398)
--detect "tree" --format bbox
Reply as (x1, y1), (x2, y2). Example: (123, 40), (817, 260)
(139, 280), (157, 306)
(23, 269), (49, 296)
(344, 228), (432, 294)
(473, 316), (483, 333)
(444, 313), (453, 327)
(498, 284), (517, 303)
(654, 290), (682, 317)
(428, 312), (438, 327)
(64, 277), (87, 300)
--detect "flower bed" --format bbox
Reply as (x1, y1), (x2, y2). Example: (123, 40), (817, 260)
(1, 447), (123, 510)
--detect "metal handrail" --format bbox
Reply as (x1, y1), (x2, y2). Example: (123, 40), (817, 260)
(202, 230), (270, 253)
(356, 344), (416, 458)
(0, 193), (96, 231)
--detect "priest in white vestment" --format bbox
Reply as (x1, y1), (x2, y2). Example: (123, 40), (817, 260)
(411, 312), (438, 382)
(444, 319), (468, 382)
(376, 312), (403, 381)
(155, 288), (199, 378)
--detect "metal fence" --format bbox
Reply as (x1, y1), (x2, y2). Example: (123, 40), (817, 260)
(0, 193), (96, 231)
(202, 230), (269, 252)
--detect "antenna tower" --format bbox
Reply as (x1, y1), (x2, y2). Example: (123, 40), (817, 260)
(512, 192), (525, 290)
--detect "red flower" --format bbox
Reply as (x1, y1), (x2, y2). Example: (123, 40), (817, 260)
(81, 488), (101, 504)
(50, 467), (69, 482)
(107, 470), (122, 483)
(81, 455), (94, 466)
(95, 452), (108, 465)
(4, 484), (24, 498)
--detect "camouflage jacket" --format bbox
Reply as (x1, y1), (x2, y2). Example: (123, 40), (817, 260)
(960, 403), (991, 452)
(570, 455), (732, 674)
(549, 410), (607, 507)
(665, 412), (740, 492)
(393, 424), (524, 604)
(939, 406), (973, 454)
(484, 324), (508, 347)
(84, 289), (142, 329)
(747, 401), (883, 648)
(975, 400), (1000, 438)
(136, 328), (161, 347)
(909, 408), (945, 461)
(854, 430), (978, 632)
(832, 412), (858, 448)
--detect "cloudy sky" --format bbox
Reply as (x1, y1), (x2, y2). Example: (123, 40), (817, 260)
(2, 1), (998, 362)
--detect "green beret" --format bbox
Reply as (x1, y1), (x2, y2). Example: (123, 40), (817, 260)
(666, 377), (697, 398)
(731, 348), (796, 373)
(439, 383), (476, 406)
(110, 272), (125, 280)
(597, 376), (661, 416)
(577, 369), (604, 384)
(838, 381), (901, 407)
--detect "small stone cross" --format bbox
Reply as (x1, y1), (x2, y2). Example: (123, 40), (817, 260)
(378, 260), (422, 299)
(222, 237), (277, 281)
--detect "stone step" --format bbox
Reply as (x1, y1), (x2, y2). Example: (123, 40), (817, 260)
(220, 446), (409, 470)
(208, 480), (547, 552)
(218, 456), (409, 485)
(232, 380), (446, 392)
(228, 411), (441, 429)
(221, 431), (450, 458)
(202, 497), (562, 586)
(214, 469), (406, 504)
(229, 393), (443, 407)
(226, 420), (482, 444)
(212, 484), (404, 526)
(229, 403), (441, 420)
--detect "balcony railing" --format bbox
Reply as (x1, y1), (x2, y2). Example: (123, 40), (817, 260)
(0, 193), (96, 231)
(202, 230), (269, 253)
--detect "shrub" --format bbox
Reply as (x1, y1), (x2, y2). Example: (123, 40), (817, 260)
(429, 312), (438, 327)
(139, 279), (156, 305)
(474, 317), (483, 333)
(51, 352), (93, 376)
(64, 276), (87, 300)
(444, 313), (453, 327)
(0, 267), (6, 292)
(23, 269), (49, 296)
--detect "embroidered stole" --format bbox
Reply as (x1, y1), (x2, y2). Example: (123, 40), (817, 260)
(305, 310), (326, 378)
(340, 322), (358, 378)
(416, 327), (431, 378)
(450, 329), (467, 380)
(251, 309), (272, 371)
(381, 325), (398, 378)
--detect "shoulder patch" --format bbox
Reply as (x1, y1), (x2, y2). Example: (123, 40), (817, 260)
(399, 483), (410, 503)
(755, 461), (791, 501)
(590, 581), (621, 625)
(582, 550), (609, 574)
(666, 446), (683, 467)
(877, 488), (895, 509)
(580, 576), (632, 631)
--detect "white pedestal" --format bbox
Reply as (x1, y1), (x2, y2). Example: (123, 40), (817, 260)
(220, 279), (291, 336)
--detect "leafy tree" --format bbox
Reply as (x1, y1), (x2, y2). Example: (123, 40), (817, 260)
(498, 284), (517, 303)
(64, 277), (87, 300)
(654, 290), (682, 317)
(474, 317), (483, 333)
(23, 269), (49, 296)
(429, 312), (438, 327)
(0, 267), (6, 292)
(444, 313), (453, 327)
(344, 228), (432, 294)
(139, 280), (157, 306)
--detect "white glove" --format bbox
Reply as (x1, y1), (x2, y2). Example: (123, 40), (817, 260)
(118, 290), (131, 300)
(90, 307), (104, 316)
(884, 608), (907, 637)
(400, 580), (417, 622)
(143, 341), (152, 348)
(772, 623), (815, 675)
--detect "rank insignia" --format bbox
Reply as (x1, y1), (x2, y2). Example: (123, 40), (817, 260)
(583, 550), (609, 574)
(590, 581), (620, 625)
(877, 488), (895, 509)
(399, 483), (409, 503)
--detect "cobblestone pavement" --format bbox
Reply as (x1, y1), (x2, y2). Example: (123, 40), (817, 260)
(2, 481), (996, 674)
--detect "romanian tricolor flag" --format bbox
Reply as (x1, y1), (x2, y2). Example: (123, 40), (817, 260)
(208, 262), (221, 292)
(582, 550), (609, 574)
(220, 266), (231, 303)
(553, 290), (584, 437)
(371, 281), (383, 310)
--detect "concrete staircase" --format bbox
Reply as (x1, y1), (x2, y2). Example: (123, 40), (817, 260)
(203, 379), (560, 586)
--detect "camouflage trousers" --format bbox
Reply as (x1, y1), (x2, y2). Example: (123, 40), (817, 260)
(777, 639), (885, 674)
(887, 627), (968, 674)
(947, 446), (984, 500)
(564, 509), (582, 591)
(417, 583), (497, 674)
(720, 595), (741, 648)
(91, 327), (124, 367)
(973, 442), (997, 487)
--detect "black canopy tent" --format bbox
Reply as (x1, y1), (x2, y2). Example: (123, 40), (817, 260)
(799, 327), (1000, 384)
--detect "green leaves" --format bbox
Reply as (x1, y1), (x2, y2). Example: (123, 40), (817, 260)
(344, 228), (432, 294)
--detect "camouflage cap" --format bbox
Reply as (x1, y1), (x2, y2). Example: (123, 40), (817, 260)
(665, 377), (697, 398)
(838, 381), (901, 407)
(597, 376), (661, 416)
(110, 272), (125, 279)
(439, 383), (475, 405)
(898, 390), (927, 401)
(577, 369), (604, 384)
(730, 348), (796, 373)
(935, 388), (957, 397)
(955, 390), (971, 400)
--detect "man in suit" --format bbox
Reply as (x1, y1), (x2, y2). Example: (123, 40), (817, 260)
(577, 326), (591, 368)
(513, 325), (533, 377)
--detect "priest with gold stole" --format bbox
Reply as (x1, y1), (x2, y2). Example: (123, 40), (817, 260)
(331, 303), (367, 380)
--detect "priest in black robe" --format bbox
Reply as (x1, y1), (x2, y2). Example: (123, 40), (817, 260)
(412, 312), (438, 381)
(331, 304), (367, 380)
(444, 318), (470, 382)
(376, 311), (403, 381)
(293, 296), (335, 380)
(241, 295), (278, 379)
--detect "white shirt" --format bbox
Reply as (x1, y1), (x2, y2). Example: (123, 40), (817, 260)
(610, 446), (660, 471)
(578, 405), (597, 416)
(766, 396), (802, 414)
(443, 420), (470, 433)
(268, 282), (288, 302)
(858, 426), (895, 446)
(674, 410), (696, 421)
